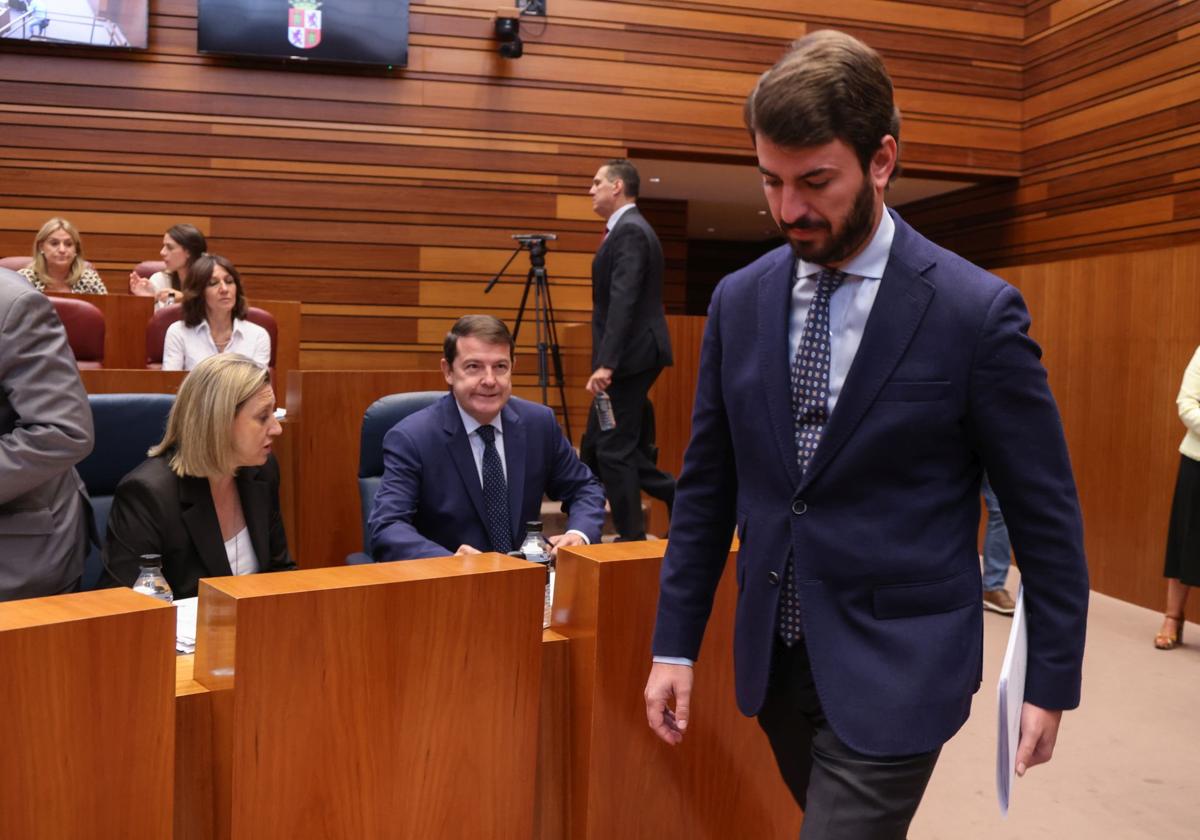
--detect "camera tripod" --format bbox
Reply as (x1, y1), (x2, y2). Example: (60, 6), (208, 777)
(485, 234), (572, 441)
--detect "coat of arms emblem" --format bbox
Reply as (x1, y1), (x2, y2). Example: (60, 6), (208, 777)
(287, 0), (322, 49)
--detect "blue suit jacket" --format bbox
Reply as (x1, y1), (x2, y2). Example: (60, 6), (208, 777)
(369, 394), (605, 561)
(652, 210), (1089, 757)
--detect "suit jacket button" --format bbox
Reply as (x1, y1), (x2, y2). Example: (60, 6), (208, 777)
(768, 571), (780, 585)
(791, 500), (807, 515)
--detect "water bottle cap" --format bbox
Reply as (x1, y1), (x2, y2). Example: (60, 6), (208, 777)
(525, 521), (543, 531)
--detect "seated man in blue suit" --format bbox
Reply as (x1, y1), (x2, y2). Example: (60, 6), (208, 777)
(369, 315), (605, 561)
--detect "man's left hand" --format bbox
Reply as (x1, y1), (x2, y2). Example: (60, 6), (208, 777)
(1015, 702), (1062, 776)
(586, 367), (613, 395)
(548, 532), (585, 558)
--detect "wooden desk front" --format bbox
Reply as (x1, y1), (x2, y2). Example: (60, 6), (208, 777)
(0, 589), (176, 839)
(171, 542), (797, 840)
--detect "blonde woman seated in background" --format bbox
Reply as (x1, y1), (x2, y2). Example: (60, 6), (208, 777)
(100, 354), (294, 599)
(128, 223), (206, 309)
(162, 254), (271, 371)
(19, 218), (108, 294)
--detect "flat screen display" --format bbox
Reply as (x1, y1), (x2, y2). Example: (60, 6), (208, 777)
(198, 0), (408, 66)
(0, 0), (148, 48)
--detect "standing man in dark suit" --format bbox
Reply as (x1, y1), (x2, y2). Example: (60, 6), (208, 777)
(0, 267), (94, 601)
(643, 31), (1089, 837)
(370, 315), (605, 561)
(585, 158), (676, 540)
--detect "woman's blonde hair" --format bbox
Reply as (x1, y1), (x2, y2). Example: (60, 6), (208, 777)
(30, 217), (85, 287)
(150, 354), (271, 478)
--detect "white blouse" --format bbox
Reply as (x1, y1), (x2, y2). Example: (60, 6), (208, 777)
(224, 527), (259, 576)
(162, 317), (271, 370)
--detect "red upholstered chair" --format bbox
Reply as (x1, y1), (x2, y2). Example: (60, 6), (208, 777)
(0, 256), (32, 272)
(133, 260), (166, 279)
(245, 307), (278, 368)
(145, 303), (183, 368)
(50, 297), (105, 369)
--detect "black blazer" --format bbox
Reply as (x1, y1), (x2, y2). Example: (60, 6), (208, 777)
(590, 205), (673, 376)
(100, 453), (294, 599)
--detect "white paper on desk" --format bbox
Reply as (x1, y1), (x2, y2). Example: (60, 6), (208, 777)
(175, 597), (198, 654)
(995, 584), (1026, 816)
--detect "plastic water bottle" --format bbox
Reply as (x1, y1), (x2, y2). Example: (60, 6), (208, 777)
(594, 392), (616, 431)
(520, 522), (553, 628)
(132, 556), (173, 604)
(520, 521), (550, 564)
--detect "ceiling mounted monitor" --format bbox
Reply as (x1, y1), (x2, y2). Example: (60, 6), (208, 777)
(198, 0), (409, 66)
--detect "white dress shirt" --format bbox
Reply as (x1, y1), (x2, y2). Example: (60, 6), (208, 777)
(162, 317), (271, 371)
(224, 527), (259, 576)
(788, 207), (894, 414)
(453, 401), (589, 545)
(605, 201), (637, 233)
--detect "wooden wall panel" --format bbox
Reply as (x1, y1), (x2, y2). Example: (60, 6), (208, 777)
(904, 1), (1199, 266)
(997, 242), (1200, 618)
(1, 1), (1023, 375)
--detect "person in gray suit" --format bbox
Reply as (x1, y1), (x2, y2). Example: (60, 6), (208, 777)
(583, 158), (676, 540)
(0, 267), (94, 601)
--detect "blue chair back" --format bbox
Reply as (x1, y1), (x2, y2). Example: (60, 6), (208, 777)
(76, 393), (175, 589)
(350, 391), (444, 561)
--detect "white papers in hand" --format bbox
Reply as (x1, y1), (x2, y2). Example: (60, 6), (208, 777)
(995, 584), (1026, 815)
(175, 596), (198, 654)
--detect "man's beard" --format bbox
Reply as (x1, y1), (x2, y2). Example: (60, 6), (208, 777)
(781, 176), (877, 266)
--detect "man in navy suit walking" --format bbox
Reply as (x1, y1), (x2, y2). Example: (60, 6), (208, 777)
(369, 315), (604, 561)
(644, 30), (1089, 838)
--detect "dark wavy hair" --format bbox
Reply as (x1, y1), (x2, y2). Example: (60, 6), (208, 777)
(744, 30), (901, 183)
(181, 254), (248, 327)
(164, 223), (208, 290)
(443, 314), (514, 364)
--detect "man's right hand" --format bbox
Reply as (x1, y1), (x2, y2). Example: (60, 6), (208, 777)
(455, 544), (481, 555)
(644, 662), (693, 745)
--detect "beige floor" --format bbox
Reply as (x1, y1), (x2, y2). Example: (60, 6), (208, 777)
(912, 569), (1200, 839)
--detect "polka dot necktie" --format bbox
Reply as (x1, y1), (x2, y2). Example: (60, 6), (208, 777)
(779, 268), (846, 646)
(477, 425), (513, 553)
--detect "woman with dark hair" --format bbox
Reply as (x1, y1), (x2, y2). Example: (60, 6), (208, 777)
(162, 254), (270, 371)
(20, 217), (107, 294)
(128, 223), (207, 308)
(101, 354), (293, 599)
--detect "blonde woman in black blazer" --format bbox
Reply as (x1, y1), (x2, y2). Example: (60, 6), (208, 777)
(101, 354), (294, 598)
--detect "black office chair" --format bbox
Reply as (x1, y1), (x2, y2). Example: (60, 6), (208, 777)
(346, 391), (445, 564)
(76, 393), (175, 589)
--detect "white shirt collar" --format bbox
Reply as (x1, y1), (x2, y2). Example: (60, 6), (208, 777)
(796, 205), (895, 281)
(454, 401), (504, 438)
(606, 202), (637, 232)
(197, 317), (246, 338)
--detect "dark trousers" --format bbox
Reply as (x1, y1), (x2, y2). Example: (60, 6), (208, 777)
(581, 366), (675, 540)
(758, 638), (940, 840)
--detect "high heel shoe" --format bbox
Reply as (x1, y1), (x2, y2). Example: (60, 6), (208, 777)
(1154, 614), (1185, 650)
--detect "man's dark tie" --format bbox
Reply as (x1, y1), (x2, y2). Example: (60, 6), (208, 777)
(477, 425), (513, 553)
(779, 268), (846, 646)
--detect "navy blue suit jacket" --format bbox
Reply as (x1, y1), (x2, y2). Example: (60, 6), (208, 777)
(369, 394), (605, 561)
(652, 210), (1089, 757)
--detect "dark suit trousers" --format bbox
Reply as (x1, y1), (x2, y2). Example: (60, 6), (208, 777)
(758, 638), (940, 840)
(582, 366), (675, 540)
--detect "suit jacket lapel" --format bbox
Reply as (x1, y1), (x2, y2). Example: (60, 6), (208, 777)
(801, 216), (936, 490)
(441, 397), (489, 529)
(180, 476), (234, 578)
(501, 402), (526, 545)
(759, 255), (803, 488)
(237, 467), (271, 569)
